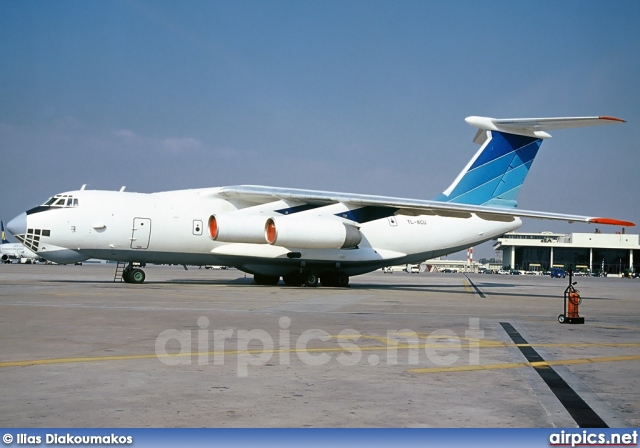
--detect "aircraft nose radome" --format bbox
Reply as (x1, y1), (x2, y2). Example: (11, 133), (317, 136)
(6, 212), (27, 236)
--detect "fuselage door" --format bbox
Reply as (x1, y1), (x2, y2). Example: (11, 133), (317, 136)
(130, 218), (151, 249)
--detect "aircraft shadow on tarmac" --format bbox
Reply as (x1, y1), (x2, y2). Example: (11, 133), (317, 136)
(43, 277), (618, 301)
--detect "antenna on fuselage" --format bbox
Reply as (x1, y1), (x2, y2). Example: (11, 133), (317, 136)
(80, 184), (87, 190)
(119, 186), (126, 192)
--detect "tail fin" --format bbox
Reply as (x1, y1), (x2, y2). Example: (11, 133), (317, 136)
(1, 221), (10, 244)
(434, 116), (625, 208)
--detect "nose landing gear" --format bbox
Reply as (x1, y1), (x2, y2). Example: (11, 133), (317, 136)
(116, 262), (146, 284)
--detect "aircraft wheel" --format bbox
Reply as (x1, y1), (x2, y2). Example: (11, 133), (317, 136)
(558, 314), (565, 323)
(282, 274), (302, 287)
(336, 273), (349, 287)
(129, 268), (146, 284)
(321, 272), (349, 287)
(122, 269), (132, 283)
(302, 272), (318, 287)
(254, 274), (280, 285)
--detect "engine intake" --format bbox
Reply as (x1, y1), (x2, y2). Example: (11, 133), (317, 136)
(265, 217), (361, 249)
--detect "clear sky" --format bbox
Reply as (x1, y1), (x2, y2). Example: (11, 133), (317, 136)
(1, 0), (639, 259)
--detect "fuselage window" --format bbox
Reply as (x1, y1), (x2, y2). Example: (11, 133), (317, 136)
(44, 197), (57, 206)
(73, 199), (79, 207)
(54, 198), (66, 206)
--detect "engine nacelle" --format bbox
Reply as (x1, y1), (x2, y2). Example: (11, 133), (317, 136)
(208, 214), (268, 244)
(265, 216), (361, 249)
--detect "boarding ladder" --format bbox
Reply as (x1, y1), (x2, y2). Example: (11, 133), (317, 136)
(114, 261), (126, 282)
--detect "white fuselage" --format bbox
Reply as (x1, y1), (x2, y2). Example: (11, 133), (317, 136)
(19, 188), (521, 276)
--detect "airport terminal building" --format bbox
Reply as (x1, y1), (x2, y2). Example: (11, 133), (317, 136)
(493, 230), (639, 275)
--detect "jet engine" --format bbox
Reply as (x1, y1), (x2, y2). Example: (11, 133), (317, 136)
(265, 216), (361, 249)
(208, 214), (268, 244)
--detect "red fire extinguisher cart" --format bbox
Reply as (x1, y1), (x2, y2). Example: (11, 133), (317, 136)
(558, 267), (585, 324)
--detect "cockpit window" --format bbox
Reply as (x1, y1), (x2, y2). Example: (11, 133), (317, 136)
(42, 194), (79, 208)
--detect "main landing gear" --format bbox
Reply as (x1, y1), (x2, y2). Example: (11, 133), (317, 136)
(255, 271), (349, 288)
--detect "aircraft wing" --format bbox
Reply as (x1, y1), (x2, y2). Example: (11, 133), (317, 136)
(217, 185), (635, 227)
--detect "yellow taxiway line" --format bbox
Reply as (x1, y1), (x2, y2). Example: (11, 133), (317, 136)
(0, 333), (481, 368)
(1, 334), (638, 370)
(408, 354), (640, 374)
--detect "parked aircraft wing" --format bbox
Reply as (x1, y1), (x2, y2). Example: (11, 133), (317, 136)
(217, 185), (635, 227)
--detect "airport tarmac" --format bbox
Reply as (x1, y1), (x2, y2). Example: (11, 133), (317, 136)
(1, 264), (639, 428)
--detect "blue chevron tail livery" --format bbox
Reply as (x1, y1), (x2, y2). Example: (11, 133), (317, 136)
(435, 116), (625, 208)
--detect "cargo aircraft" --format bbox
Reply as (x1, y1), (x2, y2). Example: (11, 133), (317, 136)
(6, 116), (635, 286)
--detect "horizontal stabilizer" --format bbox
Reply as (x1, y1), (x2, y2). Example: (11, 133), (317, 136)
(466, 116), (625, 140)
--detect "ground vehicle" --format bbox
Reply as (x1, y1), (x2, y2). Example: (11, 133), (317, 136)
(497, 269), (509, 275)
(550, 268), (566, 278)
(382, 266), (394, 273)
(509, 270), (522, 275)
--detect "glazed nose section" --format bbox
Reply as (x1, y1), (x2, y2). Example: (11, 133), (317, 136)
(6, 212), (27, 236)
